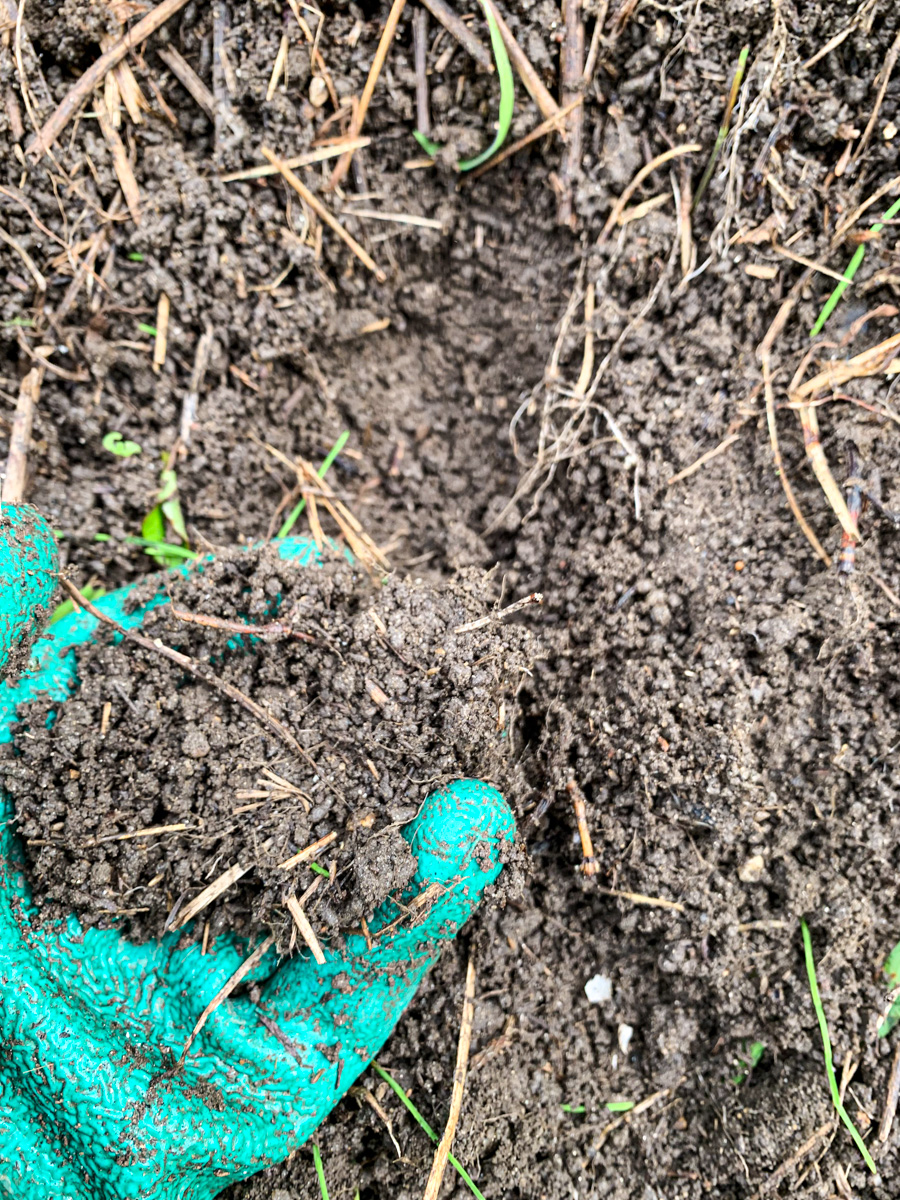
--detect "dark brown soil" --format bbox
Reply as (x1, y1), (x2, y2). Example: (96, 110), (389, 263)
(4, 548), (533, 940)
(4, 0), (900, 1196)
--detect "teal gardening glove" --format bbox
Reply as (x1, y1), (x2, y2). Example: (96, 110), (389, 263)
(0, 504), (515, 1199)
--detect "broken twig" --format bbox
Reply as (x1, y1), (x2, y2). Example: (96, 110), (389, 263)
(2, 365), (41, 505)
(262, 146), (386, 282)
(420, 0), (492, 69)
(27, 0), (193, 157)
(422, 958), (477, 1200)
(481, 0), (558, 121)
(174, 863), (250, 930)
(557, 0), (585, 228)
(58, 578), (312, 764)
(286, 890), (326, 964)
(453, 592), (542, 633)
(329, 0), (407, 188)
(179, 932), (276, 1064)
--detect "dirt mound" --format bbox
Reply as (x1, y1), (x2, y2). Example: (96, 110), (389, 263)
(5, 548), (534, 942)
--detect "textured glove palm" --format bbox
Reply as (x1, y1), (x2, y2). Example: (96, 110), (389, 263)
(0, 506), (513, 1199)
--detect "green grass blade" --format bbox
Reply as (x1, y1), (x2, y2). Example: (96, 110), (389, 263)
(124, 536), (199, 561)
(810, 194), (900, 336)
(142, 505), (165, 544)
(800, 919), (876, 1173)
(371, 1062), (486, 1200)
(457, 0), (514, 172)
(413, 0), (514, 173)
(809, 245), (865, 337)
(277, 430), (350, 540)
(50, 584), (106, 625)
(413, 131), (442, 156)
(312, 1144), (329, 1200)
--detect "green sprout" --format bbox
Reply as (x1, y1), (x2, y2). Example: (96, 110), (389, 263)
(605, 1100), (635, 1113)
(800, 919), (876, 1173)
(127, 252), (145, 262)
(138, 322), (158, 337)
(142, 459), (189, 568)
(312, 1144), (329, 1200)
(277, 430), (350, 539)
(810, 194), (900, 336)
(309, 862), (330, 879)
(561, 1103), (586, 1113)
(371, 1062), (484, 1200)
(102, 431), (142, 458)
(413, 0), (514, 172)
(732, 1040), (765, 1085)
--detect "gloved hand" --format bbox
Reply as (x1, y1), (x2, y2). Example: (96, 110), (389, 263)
(0, 505), (514, 1200)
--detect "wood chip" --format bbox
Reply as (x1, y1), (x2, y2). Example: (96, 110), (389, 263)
(879, 1041), (900, 1143)
(596, 885), (684, 912)
(174, 862), (250, 929)
(1, 365), (42, 504)
(153, 291), (170, 372)
(453, 592), (543, 633)
(619, 192), (671, 224)
(266, 33), (289, 102)
(667, 433), (740, 486)
(328, 0), (407, 187)
(28, 0), (195, 157)
(0, 224), (46, 291)
(220, 140), (373, 182)
(286, 892), (326, 964)
(481, 0), (558, 120)
(114, 58), (149, 124)
(157, 44), (216, 119)
(96, 95), (142, 225)
(344, 208), (443, 231)
(306, 489), (324, 548)
(599, 144), (701, 244)
(278, 830), (338, 870)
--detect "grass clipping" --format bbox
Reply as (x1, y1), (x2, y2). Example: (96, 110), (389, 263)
(800, 918), (876, 1174)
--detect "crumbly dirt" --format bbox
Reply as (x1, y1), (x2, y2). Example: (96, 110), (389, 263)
(4, 0), (900, 1196)
(5, 548), (533, 941)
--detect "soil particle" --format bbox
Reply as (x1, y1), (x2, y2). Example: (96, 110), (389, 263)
(5, 548), (535, 942)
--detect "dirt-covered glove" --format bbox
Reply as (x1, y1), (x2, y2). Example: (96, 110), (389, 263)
(0, 505), (514, 1200)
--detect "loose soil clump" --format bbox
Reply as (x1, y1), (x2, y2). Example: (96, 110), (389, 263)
(5, 548), (534, 942)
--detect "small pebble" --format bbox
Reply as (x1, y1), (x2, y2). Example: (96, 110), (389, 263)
(585, 974), (612, 1003)
(738, 854), (765, 883)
